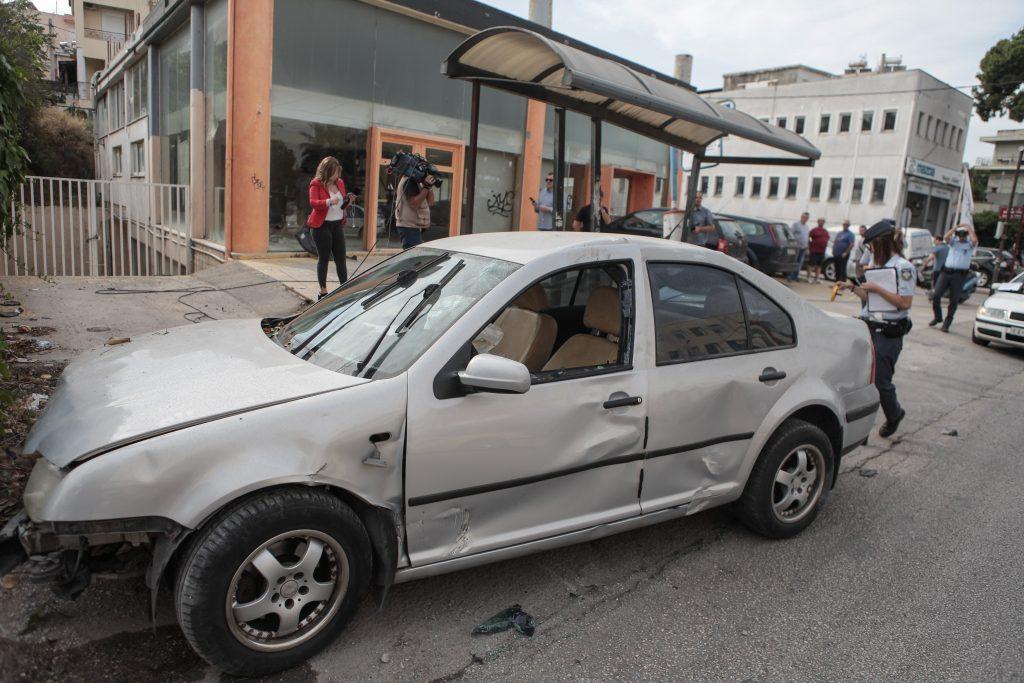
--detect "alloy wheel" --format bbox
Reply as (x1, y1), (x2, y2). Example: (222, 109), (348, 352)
(772, 445), (825, 523)
(226, 530), (349, 652)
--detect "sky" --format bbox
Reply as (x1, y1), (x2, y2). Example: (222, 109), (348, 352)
(32, 0), (1024, 165)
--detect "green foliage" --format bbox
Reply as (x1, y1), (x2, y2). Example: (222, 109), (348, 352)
(970, 168), (990, 202)
(0, 0), (47, 247)
(24, 107), (95, 179)
(974, 27), (1024, 122)
(973, 209), (999, 245)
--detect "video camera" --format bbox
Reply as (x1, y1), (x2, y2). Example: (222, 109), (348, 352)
(387, 151), (442, 188)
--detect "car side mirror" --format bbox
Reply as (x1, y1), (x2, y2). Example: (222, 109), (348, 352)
(458, 354), (530, 394)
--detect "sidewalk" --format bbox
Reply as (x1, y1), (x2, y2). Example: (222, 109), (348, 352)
(241, 251), (394, 302)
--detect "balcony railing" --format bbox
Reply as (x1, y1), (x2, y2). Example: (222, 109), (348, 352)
(83, 27), (127, 42)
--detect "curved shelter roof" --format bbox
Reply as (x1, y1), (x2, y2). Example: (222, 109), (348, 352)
(443, 27), (820, 161)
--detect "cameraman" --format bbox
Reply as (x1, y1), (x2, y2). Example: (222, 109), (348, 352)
(395, 173), (435, 249)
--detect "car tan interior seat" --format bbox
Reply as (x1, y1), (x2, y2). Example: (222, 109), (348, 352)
(489, 285), (557, 372)
(542, 286), (620, 371)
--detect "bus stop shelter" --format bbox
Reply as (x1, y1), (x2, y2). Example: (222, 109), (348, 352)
(443, 27), (821, 235)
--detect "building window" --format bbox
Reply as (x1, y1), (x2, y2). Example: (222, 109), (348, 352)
(205, 0), (228, 243)
(109, 81), (125, 130)
(127, 60), (147, 122)
(839, 113), (851, 133)
(828, 177), (842, 201)
(810, 177), (822, 200)
(794, 116), (805, 134)
(112, 146), (123, 176)
(871, 178), (886, 203)
(160, 26), (190, 186)
(851, 177), (864, 202)
(819, 114), (831, 133)
(700, 176), (709, 195)
(768, 177), (780, 198)
(735, 176), (746, 196)
(751, 177), (762, 197)
(883, 110), (897, 131)
(95, 94), (108, 137)
(861, 111), (873, 132)
(955, 128), (963, 150)
(786, 177), (798, 199)
(940, 121), (948, 145)
(926, 115), (934, 140)
(917, 112), (925, 136)
(776, 116), (787, 129)
(130, 140), (145, 176)
(714, 176), (724, 197)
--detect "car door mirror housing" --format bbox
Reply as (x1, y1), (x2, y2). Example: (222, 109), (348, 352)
(458, 354), (531, 394)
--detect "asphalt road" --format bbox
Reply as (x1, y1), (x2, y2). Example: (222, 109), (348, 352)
(1, 275), (1022, 681)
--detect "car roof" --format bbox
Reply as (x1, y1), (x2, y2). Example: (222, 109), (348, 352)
(427, 230), (706, 265)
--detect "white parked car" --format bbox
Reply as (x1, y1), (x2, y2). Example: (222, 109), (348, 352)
(973, 272), (1024, 349)
(1, 233), (879, 675)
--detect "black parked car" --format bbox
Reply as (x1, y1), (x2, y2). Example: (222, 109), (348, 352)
(602, 208), (748, 264)
(717, 214), (800, 276)
(972, 248), (1019, 288)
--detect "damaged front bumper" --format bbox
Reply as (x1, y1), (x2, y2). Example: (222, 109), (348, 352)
(0, 508), (188, 600)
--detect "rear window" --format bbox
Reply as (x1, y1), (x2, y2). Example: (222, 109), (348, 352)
(736, 220), (765, 237)
(773, 223), (794, 241)
(718, 219), (744, 239)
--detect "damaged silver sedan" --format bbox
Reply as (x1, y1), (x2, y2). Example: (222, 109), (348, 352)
(0, 232), (879, 675)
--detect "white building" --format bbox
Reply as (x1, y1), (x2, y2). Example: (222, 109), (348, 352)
(700, 60), (972, 233)
(974, 128), (1024, 213)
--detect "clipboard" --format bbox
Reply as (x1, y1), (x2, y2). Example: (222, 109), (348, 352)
(864, 267), (898, 312)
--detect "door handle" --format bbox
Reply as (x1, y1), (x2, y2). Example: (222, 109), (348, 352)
(758, 368), (787, 383)
(603, 395), (643, 409)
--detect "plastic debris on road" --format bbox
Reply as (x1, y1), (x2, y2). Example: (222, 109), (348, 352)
(941, 429), (959, 436)
(26, 394), (48, 411)
(859, 468), (878, 478)
(472, 604), (536, 637)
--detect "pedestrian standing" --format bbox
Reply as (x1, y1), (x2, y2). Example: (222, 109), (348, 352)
(930, 224), (977, 332)
(838, 219), (915, 438)
(922, 234), (949, 291)
(307, 156), (355, 300)
(788, 212), (810, 282)
(572, 189), (611, 231)
(684, 191), (716, 245)
(394, 172), (436, 250)
(807, 218), (830, 283)
(531, 172), (555, 230)
(831, 220), (855, 283)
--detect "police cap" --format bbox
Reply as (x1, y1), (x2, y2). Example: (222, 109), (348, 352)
(863, 219), (896, 243)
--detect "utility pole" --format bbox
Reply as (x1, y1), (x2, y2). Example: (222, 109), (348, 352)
(993, 146), (1023, 287)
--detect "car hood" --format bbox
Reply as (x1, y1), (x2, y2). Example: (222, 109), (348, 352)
(982, 291), (1024, 312)
(25, 319), (369, 467)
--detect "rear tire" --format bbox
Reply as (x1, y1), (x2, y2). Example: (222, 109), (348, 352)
(737, 419), (834, 539)
(823, 260), (836, 282)
(175, 488), (371, 677)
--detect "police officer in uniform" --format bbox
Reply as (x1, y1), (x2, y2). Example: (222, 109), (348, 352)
(838, 220), (915, 438)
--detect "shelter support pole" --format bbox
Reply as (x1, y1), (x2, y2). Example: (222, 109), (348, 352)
(554, 107), (566, 230)
(590, 116), (601, 232)
(463, 80), (480, 234)
(993, 146), (1022, 286)
(680, 156), (702, 242)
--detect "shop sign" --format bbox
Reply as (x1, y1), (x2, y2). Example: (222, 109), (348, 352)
(905, 158), (961, 186)
(999, 205), (1024, 221)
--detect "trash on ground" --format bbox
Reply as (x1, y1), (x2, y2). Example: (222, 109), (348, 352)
(86, 326), (111, 332)
(0, 308), (22, 318)
(26, 394), (48, 411)
(380, 653), (390, 664)
(32, 339), (55, 351)
(105, 337), (131, 346)
(859, 468), (878, 478)
(1, 573), (19, 589)
(472, 604), (536, 637)
(941, 429), (958, 436)
(1, 300), (22, 307)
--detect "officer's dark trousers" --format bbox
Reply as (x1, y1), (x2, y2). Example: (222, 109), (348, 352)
(931, 269), (967, 326)
(872, 330), (903, 423)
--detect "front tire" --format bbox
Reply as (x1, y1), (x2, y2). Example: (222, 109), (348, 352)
(823, 259), (836, 282)
(975, 269), (990, 289)
(736, 419), (834, 539)
(175, 488), (371, 676)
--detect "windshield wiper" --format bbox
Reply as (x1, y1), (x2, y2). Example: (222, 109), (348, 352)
(360, 253), (450, 309)
(357, 259), (466, 377)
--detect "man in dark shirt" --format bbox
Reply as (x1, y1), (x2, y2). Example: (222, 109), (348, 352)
(572, 190), (611, 231)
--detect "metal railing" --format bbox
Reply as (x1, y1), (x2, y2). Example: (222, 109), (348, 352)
(83, 27), (127, 41)
(2, 176), (191, 277)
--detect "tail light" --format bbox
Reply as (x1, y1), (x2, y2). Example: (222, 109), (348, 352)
(716, 237), (729, 252)
(766, 223), (777, 243)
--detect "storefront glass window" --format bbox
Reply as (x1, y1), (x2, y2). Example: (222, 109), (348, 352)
(159, 26), (190, 186)
(269, 117), (368, 253)
(204, 0), (228, 244)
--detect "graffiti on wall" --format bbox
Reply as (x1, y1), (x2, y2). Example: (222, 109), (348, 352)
(486, 190), (514, 218)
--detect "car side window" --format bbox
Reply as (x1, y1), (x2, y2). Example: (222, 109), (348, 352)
(476, 262), (632, 379)
(738, 220), (764, 237)
(738, 280), (794, 348)
(634, 210), (663, 229)
(648, 263), (748, 363)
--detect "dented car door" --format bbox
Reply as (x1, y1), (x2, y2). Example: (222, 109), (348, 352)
(403, 261), (648, 567)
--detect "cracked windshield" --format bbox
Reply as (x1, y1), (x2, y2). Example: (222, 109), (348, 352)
(275, 249), (518, 378)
